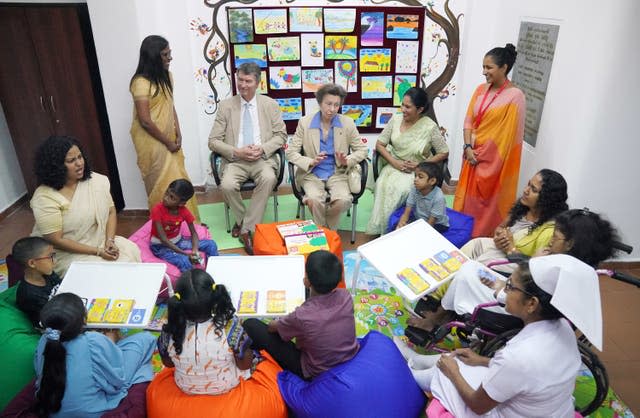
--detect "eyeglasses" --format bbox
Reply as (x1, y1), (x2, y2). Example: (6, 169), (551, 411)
(504, 278), (533, 297)
(34, 252), (56, 262)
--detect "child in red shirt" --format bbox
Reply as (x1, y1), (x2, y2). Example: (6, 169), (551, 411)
(150, 179), (218, 271)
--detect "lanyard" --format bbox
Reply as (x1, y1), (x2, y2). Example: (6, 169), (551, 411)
(473, 80), (509, 129)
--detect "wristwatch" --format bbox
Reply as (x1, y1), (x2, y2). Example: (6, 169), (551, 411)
(463, 143), (473, 151)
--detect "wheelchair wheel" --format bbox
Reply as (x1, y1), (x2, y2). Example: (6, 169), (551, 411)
(478, 328), (520, 357)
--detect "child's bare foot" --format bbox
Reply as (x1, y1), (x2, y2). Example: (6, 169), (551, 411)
(406, 307), (454, 332)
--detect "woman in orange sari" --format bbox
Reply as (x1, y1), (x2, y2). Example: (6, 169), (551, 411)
(453, 44), (525, 237)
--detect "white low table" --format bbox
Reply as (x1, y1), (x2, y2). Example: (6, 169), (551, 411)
(206, 255), (306, 317)
(56, 262), (168, 329)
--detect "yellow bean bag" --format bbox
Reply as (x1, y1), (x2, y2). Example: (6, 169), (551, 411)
(146, 351), (287, 418)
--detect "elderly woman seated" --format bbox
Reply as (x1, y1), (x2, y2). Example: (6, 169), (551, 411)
(396, 255), (602, 417)
(285, 84), (368, 230)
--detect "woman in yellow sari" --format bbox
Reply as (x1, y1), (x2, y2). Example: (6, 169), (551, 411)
(453, 44), (525, 237)
(130, 35), (199, 219)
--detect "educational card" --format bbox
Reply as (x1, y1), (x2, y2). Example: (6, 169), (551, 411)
(334, 60), (358, 92)
(397, 267), (430, 294)
(228, 9), (253, 43)
(238, 290), (259, 314)
(266, 290), (287, 314)
(275, 98), (303, 120)
(360, 11), (384, 46)
(304, 98), (320, 116)
(394, 75), (417, 106)
(324, 36), (357, 60)
(359, 48), (392, 72)
(300, 33), (324, 67)
(376, 107), (400, 129)
(276, 220), (319, 239)
(386, 14), (420, 39)
(302, 68), (334, 93)
(285, 231), (330, 256)
(323, 8), (356, 32)
(395, 40), (419, 73)
(419, 258), (450, 282)
(449, 250), (468, 264)
(103, 299), (135, 324)
(361, 76), (393, 99)
(254, 9), (287, 34)
(233, 44), (268, 68)
(267, 36), (300, 62)
(342, 104), (373, 127)
(269, 66), (302, 90)
(289, 8), (323, 32)
(433, 250), (463, 274)
(87, 298), (110, 323)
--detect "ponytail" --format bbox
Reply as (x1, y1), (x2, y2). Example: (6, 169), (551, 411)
(211, 284), (235, 335)
(35, 337), (67, 417)
(163, 293), (187, 355)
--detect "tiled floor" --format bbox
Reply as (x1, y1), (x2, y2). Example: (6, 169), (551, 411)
(1, 187), (639, 414)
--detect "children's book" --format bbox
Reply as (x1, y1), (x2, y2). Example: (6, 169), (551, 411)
(397, 267), (430, 294)
(103, 299), (136, 323)
(226, 316), (252, 358)
(266, 290), (286, 313)
(284, 231), (330, 255)
(434, 250), (463, 273)
(419, 258), (450, 282)
(146, 303), (168, 331)
(238, 290), (258, 314)
(276, 220), (319, 239)
(0, 258), (8, 293)
(449, 250), (468, 264)
(87, 298), (110, 323)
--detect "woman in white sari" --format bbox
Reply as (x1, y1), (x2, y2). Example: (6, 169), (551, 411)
(31, 136), (140, 276)
(366, 88), (448, 235)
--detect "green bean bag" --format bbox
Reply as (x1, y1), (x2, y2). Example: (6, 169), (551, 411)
(0, 285), (40, 410)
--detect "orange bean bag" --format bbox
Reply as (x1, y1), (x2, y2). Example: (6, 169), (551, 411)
(146, 352), (287, 418)
(253, 222), (345, 288)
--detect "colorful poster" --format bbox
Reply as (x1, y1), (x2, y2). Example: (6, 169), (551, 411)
(233, 44), (267, 68)
(300, 33), (324, 67)
(360, 12), (384, 46)
(386, 14), (420, 39)
(325, 36), (357, 60)
(376, 107), (400, 128)
(362, 76), (393, 99)
(304, 98), (319, 116)
(267, 36), (300, 61)
(302, 69), (334, 93)
(289, 8), (323, 32)
(334, 60), (358, 92)
(394, 75), (417, 106)
(228, 9), (253, 43)
(359, 48), (392, 72)
(258, 70), (268, 94)
(324, 8), (356, 32)
(342, 104), (372, 127)
(395, 40), (419, 73)
(276, 98), (303, 120)
(254, 9), (287, 34)
(269, 66), (302, 90)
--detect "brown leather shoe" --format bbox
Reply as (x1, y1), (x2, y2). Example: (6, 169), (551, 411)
(239, 231), (254, 255)
(231, 222), (242, 238)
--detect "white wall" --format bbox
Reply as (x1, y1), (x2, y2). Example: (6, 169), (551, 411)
(0, 103), (27, 212)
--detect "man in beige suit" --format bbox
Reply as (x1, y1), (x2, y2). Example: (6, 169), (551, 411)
(286, 84), (368, 230)
(208, 62), (287, 254)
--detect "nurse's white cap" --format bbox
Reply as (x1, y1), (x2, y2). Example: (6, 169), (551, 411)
(529, 254), (602, 351)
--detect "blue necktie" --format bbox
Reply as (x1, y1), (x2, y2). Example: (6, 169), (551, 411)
(242, 103), (254, 146)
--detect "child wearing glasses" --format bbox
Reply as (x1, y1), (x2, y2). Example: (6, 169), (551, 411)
(12, 236), (61, 327)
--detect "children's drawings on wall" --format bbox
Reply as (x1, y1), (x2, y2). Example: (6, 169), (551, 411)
(335, 60), (357, 92)
(325, 36), (357, 60)
(300, 33), (324, 67)
(304, 98), (319, 116)
(254, 9), (287, 34)
(258, 71), (268, 94)
(228, 9), (253, 43)
(376, 107), (400, 128)
(301, 69), (334, 93)
(359, 48), (392, 72)
(269, 66), (302, 90)
(267, 36), (300, 61)
(342, 104), (372, 127)
(395, 41), (419, 73)
(360, 12), (384, 46)
(289, 8), (323, 32)
(234, 44), (267, 68)
(276, 98), (302, 120)
(386, 14), (419, 39)
(324, 9), (356, 33)
(393, 75), (416, 106)
(190, 18), (211, 36)
(362, 76), (392, 99)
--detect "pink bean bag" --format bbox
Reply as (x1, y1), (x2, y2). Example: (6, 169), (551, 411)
(128, 221), (212, 297)
(426, 398), (584, 417)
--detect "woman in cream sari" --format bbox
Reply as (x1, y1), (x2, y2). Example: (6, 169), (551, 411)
(366, 88), (448, 235)
(129, 35), (199, 219)
(31, 136), (140, 277)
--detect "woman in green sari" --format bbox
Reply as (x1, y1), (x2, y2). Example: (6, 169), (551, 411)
(366, 88), (449, 235)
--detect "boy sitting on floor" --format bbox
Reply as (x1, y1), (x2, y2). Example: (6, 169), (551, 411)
(13, 236), (61, 327)
(150, 179), (218, 272)
(243, 250), (359, 379)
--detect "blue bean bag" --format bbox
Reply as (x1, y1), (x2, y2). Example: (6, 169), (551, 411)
(277, 331), (426, 418)
(388, 207), (474, 248)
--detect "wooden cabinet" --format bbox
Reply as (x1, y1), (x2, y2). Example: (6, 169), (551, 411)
(0, 4), (124, 209)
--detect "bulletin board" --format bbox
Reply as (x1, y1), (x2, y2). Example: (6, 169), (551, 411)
(227, 6), (426, 134)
